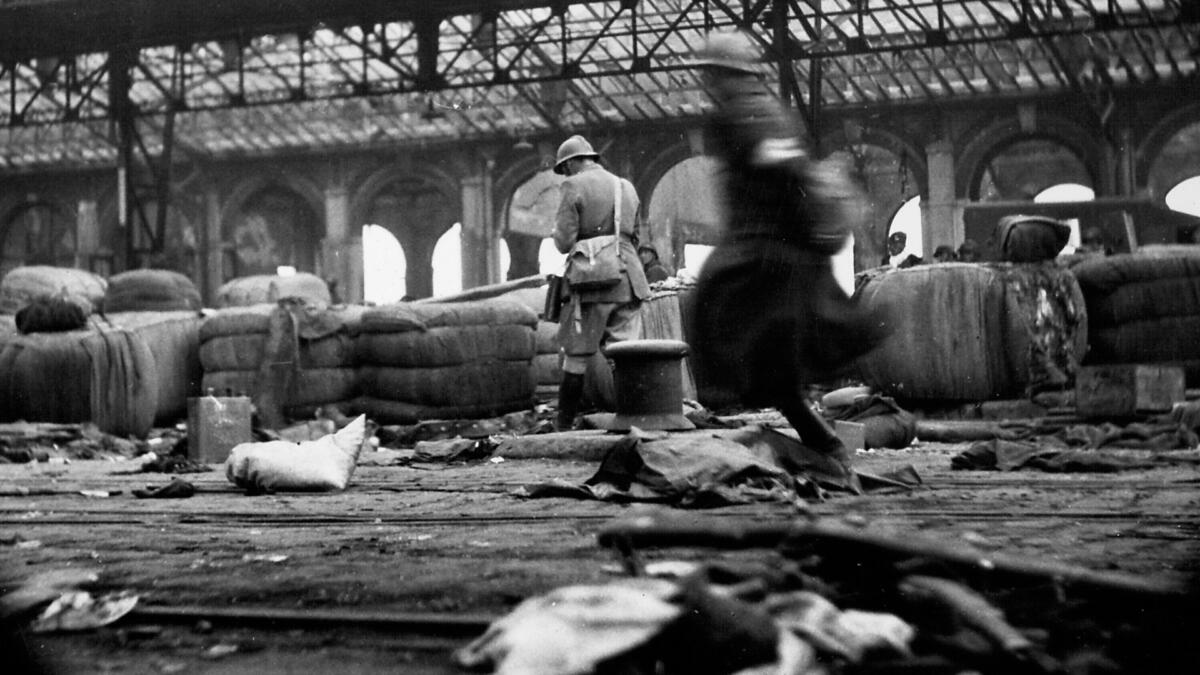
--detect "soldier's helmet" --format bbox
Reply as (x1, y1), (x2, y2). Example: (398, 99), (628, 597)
(553, 135), (600, 175)
(690, 30), (764, 75)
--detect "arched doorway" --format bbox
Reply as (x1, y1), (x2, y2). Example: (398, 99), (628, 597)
(224, 186), (319, 279)
(365, 175), (457, 299)
(362, 224), (407, 303)
(978, 138), (1092, 201)
(1, 201), (74, 277)
(646, 155), (723, 272)
(505, 168), (564, 280)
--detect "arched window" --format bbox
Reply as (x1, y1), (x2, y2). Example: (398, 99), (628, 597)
(886, 196), (923, 264)
(1166, 176), (1200, 217)
(1034, 183), (1094, 203)
(432, 223), (462, 297)
(362, 224), (406, 303)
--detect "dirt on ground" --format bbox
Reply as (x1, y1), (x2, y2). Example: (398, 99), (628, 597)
(2, 427), (1199, 674)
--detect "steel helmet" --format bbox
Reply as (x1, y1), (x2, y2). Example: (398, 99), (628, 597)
(690, 30), (764, 75)
(553, 135), (599, 174)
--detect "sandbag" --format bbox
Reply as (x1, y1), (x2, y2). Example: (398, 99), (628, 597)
(203, 367), (358, 407)
(358, 361), (535, 407)
(103, 269), (202, 313)
(996, 215), (1071, 263)
(15, 296), (89, 333)
(1071, 245), (1200, 296)
(1085, 275), (1200, 325)
(226, 415), (366, 492)
(355, 325), (535, 368)
(351, 395), (535, 425)
(200, 333), (268, 372)
(535, 321), (559, 354)
(0, 266), (107, 315)
(199, 305), (274, 341)
(215, 273), (331, 308)
(855, 263), (1087, 401)
(0, 328), (158, 437)
(533, 353), (562, 386)
(358, 299), (537, 334)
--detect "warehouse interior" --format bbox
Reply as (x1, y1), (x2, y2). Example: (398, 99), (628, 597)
(2, 2), (1200, 673)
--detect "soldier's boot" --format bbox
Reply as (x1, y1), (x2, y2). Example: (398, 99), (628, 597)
(779, 397), (863, 495)
(556, 372), (585, 432)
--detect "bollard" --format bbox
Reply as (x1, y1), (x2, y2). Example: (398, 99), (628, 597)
(603, 339), (695, 431)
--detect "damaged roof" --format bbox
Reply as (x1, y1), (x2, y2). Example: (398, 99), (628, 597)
(0, 0), (1196, 170)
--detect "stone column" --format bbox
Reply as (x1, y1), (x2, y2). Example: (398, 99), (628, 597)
(202, 188), (223, 304)
(923, 139), (960, 253)
(75, 199), (99, 270)
(321, 186), (363, 304)
(460, 156), (497, 289)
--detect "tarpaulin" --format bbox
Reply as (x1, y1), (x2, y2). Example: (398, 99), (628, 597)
(516, 425), (921, 507)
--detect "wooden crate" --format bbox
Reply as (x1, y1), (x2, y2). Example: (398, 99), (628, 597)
(1075, 364), (1185, 418)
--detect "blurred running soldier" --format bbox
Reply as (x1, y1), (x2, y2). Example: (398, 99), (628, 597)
(687, 31), (889, 489)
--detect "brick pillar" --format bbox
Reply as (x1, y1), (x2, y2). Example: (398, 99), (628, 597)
(923, 139), (960, 253)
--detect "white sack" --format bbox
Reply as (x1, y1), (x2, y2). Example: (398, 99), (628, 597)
(225, 414), (366, 492)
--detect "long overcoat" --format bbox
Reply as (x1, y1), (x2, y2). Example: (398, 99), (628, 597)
(688, 77), (888, 405)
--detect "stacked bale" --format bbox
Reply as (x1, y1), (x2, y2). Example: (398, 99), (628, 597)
(199, 304), (272, 399)
(215, 273), (331, 308)
(1072, 245), (1200, 383)
(102, 269), (202, 313)
(198, 302), (362, 419)
(0, 266), (106, 315)
(0, 327), (158, 437)
(109, 311), (204, 423)
(354, 300), (537, 424)
(855, 262), (1087, 401)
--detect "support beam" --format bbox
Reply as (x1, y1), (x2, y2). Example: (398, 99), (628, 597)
(923, 138), (959, 253)
(460, 154), (497, 289)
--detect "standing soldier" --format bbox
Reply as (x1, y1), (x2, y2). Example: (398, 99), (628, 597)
(687, 31), (888, 490)
(552, 135), (651, 430)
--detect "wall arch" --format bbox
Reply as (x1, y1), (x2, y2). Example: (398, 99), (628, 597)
(957, 113), (1103, 201)
(0, 198), (75, 274)
(221, 179), (323, 278)
(1140, 102), (1200, 200)
(220, 172), (324, 236)
(353, 164), (460, 299)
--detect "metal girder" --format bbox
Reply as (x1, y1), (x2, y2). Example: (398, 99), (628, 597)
(0, 1), (1196, 171)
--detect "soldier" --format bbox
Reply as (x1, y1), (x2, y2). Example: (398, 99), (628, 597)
(551, 135), (651, 430)
(686, 31), (889, 490)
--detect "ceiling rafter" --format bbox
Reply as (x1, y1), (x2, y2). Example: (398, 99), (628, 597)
(0, 0), (1194, 171)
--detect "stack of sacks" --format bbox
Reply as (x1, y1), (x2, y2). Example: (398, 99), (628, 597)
(0, 327), (158, 437)
(0, 266), (106, 316)
(1072, 245), (1200, 384)
(215, 273), (331, 308)
(199, 301), (364, 418)
(354, 300), (537, 424)
(102, 269), (201, 313)
(855, 262), (1087, 401)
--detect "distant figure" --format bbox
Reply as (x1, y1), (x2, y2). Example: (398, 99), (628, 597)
(957, 238), (982, 262)
(638, 245), (671, 283)
(932, 245), (958, 263)
(884, 231), (922, 268)
(1078, 226), (1111, 256)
